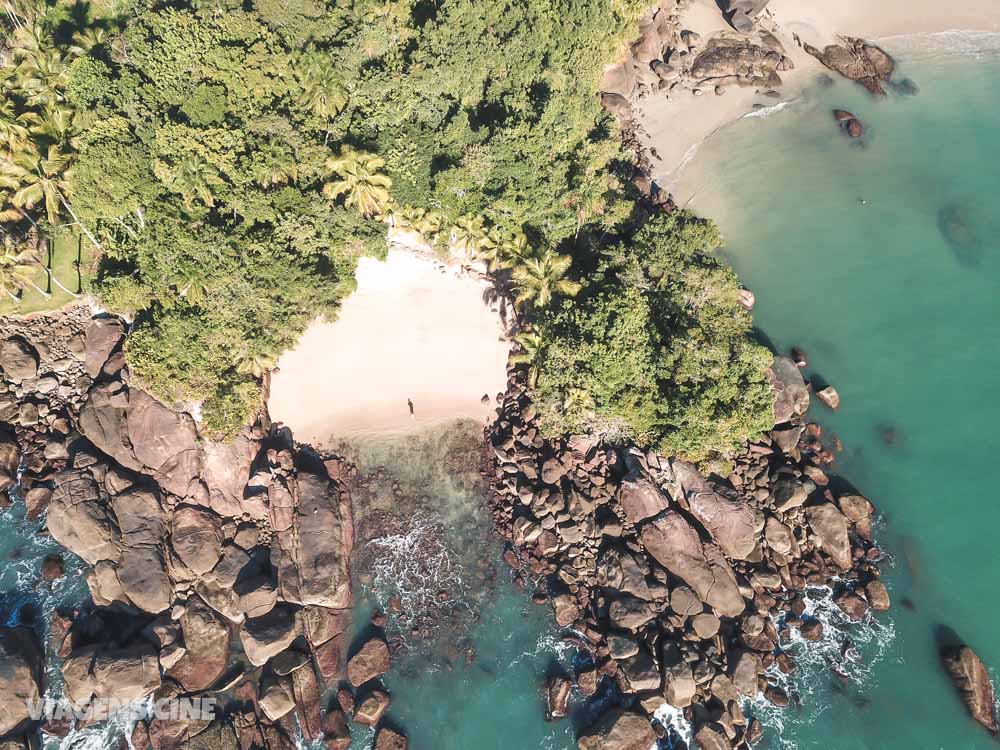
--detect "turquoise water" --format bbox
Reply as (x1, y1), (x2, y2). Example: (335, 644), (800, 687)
(675, 34), (1000, 749)
(343, 423), (583, 750)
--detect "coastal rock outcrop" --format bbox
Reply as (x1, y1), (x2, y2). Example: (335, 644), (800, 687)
(0, 628), (43, 738)
(0, 305), (363, 750)
(803, 37), (895, 96)
(577, 709), (657, 750)
(940, 643), (998, 736)
(489, 357), (889, 748)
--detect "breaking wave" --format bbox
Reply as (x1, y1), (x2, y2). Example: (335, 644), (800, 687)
(748, 585), (896, 749)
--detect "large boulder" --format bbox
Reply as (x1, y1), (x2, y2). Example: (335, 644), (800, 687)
(171, 506), (223, 575)
(0, 338), (38, 382)
(201, 435), (258, 518)
(805, 503), (852, 570)
(346, 638), (390, 687)
(240, 606), (298, 667)
(577, 709), (655, 750)
(84, 317), (124, 378)
(116, 547), (172, 614)
(79, 385), (201, 498)
(47, 471), (120, 566)
(167, 596), (231, 692)
(0, 628), (42, 737)
(374, 727), (408, 750)
(803, 38), (895, 96)
(271, 472), (352, 609)
(640, 512), (745, 617)
(941, 644), (998, 736)
(769, 356), (809, 424)
(617, 470), (669, 525)
(62, 644), (160, 706)
(667, 460), (756, 560)
(112, 490), (166, 547)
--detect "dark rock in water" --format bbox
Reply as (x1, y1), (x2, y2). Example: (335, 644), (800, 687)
(791, 346), (808, 368)
(937, 630), (998, 736)
(889, 77), (920, 96)
(0, 628), (43, 737)
(374, 727), (408, 750)
(832, 109), (855, 122)
(544, 674), (572, 720)
(803, 37), (895, 96)
(41, 554), (64, 580)
(937, 203), (983, 266)
(876, 423), (899, 446)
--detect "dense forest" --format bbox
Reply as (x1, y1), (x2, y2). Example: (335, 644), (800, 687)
(0, 0), (773, 459)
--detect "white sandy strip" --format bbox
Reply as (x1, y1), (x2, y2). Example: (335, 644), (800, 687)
(268, 249), (510, 445)
(639, 0), (1000, 186)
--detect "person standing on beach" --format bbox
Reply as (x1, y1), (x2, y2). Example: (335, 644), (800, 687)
(407, 398), (415, 419)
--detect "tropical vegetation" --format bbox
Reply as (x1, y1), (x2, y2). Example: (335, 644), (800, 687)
(0, 0), (774, 456)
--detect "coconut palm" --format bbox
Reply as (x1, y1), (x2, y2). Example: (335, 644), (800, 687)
(0, 100), (34, 156)
(511, 248), (582, 310)
(0, 234), (48, 300)
(394, 205), (443, 239)
(451, 215), (490, 255)
(471, 228), (508, 272)
(171, 263), (212, 306)
(25, 103), (75, 147)
(14, 47), (69, 108)
(6, 146), (71, 224)
(322, 146), (392, 218)
(254, 140), (299, 187)
(509, 330), (544, 388)
(69, 27), (108, 56)
(298, 48), (348, 124)
(156, 156), (223, 210)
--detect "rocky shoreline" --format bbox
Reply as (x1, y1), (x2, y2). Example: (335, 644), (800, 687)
(0, 307), (411, 750)
(485, 353), (891, 749)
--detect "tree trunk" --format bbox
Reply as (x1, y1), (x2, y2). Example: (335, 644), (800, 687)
(59, 197), (103, 252)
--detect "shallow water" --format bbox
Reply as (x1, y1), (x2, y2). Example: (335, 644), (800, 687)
(677, 37), (1000, 749)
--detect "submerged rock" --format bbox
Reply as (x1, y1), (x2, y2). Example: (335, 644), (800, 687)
(937, 203), (983, 266)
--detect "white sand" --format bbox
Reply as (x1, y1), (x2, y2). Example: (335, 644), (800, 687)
(268, 249), (510, 445)
(640, 0), (1000, 186)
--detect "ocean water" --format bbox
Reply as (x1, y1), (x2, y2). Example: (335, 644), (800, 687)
(674, 34), (1000, 749)
(342, 423), (585, 750)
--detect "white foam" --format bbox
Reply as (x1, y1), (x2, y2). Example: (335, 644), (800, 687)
(880, 30), (1000, 62)
(653, 702), (693, 748)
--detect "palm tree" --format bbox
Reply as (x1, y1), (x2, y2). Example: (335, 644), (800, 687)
(156, 156), (223, 210)
(0, 100), (34, 156)
(509, 330), (544, 388)
(394, 205), (443, 239)
(322, 146), (392, 218)
(4, 146), (103, 252)
(171, 263), (211, 306)
(254, 140), (299, 187)
(14, 47), (69, 109)
(511, 248), (582, 310)
(0, 234), (48, 300)
(298, 48), (348, 124)
(7, 146), (71, 224)
(25, 103), (75, 147)
(69, 27), (108, 56)
(451, 215), (490, 255)
(472, 228), (508, 272)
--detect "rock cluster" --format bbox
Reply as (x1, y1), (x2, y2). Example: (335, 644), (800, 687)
(0, 306), (392, 750)
(598, 1), (794, 118)
(803, 37), (896, 97)
(487, 356), (889, 748)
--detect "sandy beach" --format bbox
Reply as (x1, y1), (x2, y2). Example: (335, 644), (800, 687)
(639, 0), (1000, 188)
(268, 249), (510, 444)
